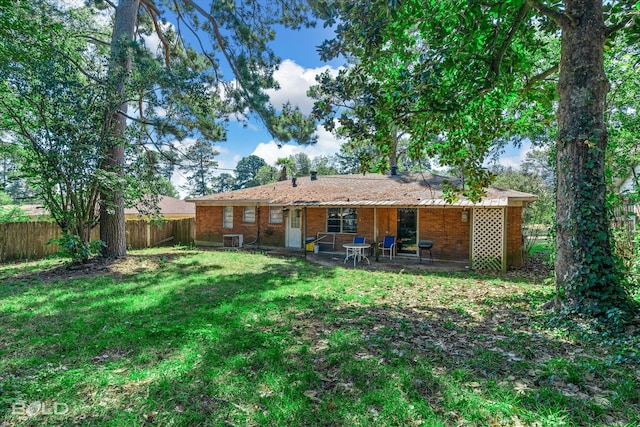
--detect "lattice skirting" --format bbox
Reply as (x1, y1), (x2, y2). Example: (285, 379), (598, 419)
(471, 208), (505, 271)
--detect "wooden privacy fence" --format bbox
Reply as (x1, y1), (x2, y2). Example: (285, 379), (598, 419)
(0, 218), (194, 262)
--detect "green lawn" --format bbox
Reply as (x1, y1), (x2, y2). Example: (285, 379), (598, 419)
(0, 248), (638, 426)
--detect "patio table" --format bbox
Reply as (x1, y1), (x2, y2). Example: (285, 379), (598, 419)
(343, 243), (371, 267)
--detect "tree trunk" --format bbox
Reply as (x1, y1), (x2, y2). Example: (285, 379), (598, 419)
(555, 0), (632, 315)
(100, 0), (140, 258)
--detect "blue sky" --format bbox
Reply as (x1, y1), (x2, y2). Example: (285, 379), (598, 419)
(135, 3), (530, 195)
(63, 0), (529, 196)
(166, 18), (351, 194)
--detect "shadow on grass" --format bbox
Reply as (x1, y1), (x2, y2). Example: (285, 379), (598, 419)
(0, 250), (636, 426)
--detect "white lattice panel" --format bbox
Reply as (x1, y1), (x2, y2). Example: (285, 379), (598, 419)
(471, 208), (505, 270)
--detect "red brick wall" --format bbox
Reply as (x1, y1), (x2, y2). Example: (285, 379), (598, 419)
(376, 208), (397, 240)
(506, 207), (524, 267)
(304, 207), (376, 249)
(305, 208), (325, 239)
(195, 205), (524, 266)
(418, 208), (470, 261)
(195, 206), (221, 242)
(195, 205), (285, 246)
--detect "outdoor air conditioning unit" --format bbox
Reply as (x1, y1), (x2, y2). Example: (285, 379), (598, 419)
(223, 234), (243, 248)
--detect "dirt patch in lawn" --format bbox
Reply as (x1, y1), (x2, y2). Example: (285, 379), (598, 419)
(0, 250), (201, 284)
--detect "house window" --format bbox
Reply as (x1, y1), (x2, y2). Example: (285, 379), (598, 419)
(327, 208), (357, 233)
(223, 206), (233, 229)
(290, 209), (301, 228)
(243, 206), (256, 223)
(269, 207), (283, 224)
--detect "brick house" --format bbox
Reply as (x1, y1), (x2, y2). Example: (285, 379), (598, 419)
(187, 172), (537, 270)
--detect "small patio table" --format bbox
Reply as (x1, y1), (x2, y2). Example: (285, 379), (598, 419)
(343, 243), (371, 266)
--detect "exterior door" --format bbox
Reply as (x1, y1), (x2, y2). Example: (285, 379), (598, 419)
(397, 208), (417, 254)
(286, 209), (302, 248)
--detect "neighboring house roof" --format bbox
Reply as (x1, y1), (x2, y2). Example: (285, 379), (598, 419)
(125, 195), (195, 217)
(187, 173), (537, 207)
(19, 204), (50, 216)
(20, 195), (194, 217)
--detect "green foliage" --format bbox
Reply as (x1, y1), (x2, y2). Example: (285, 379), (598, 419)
(271, 154), (339, 180)
(234, 155), (268, 189)
(557, 148), (635, 319)
(0, 191), (28, 222)
(178, 139), (219, 197)
(491, 162), (554, 223)
(211, 172), (237, 194)
(310, 0), (557, 199)
(0, 1), (106, 261)
(491, 161), (555, 257)
(48, 232), (104, 265)
(145, 0), (318, 146)
(254, 164), (280, 185)
(310, 155), (339, 175)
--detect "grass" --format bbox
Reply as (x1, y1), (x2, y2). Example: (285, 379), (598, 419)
(525, 235), (553, 259)
(0, 247), (638, 426)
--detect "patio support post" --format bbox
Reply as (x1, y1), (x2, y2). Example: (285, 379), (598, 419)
(256, 203), (260, 249)
(416, 208), (420, 258)
(374, 207), (378, 261)
(303, 206), (307, 259)
(502, 208), (507, 272)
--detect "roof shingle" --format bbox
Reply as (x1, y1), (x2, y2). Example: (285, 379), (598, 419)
(187, 173), (537, 207)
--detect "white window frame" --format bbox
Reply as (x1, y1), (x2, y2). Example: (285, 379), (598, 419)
(269, 207), (283, 224)
(327, 208), (357, 233)
(243, 206), (256, 223)
(223, 206), (233, 229)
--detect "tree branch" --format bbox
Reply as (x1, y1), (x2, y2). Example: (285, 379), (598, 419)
(51, 46), (106, 86)
(177, 0), (264, 118)
(115, 109), (155, 126)
(523, 64), (559, 92)
(140, 0), (171, 66)
(489, 3), (531, 78)
(527, 0), (570, 27)
(177, 0), (237, 75)
(605, 18), (634, 37)
(82, 34), (111, 47)
(172, 0), (222, 82)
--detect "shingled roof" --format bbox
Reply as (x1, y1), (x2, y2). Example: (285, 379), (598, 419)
(187, 173), (537, 207)
(125, 195), (195, 216)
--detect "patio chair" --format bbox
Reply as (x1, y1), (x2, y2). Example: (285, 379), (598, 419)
(352, 236), (371, 256)
(378, 236), (396, 260)
(345, 236), (364, 259)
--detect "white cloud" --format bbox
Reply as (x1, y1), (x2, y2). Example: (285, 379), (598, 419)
(496, 140), (532, 169)
(267, 59), (341, 114)
(252, 124), (344, 166)
(141, 22), (174, 58)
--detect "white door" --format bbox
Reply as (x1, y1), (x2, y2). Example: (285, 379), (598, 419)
(286, 209), (302, 248)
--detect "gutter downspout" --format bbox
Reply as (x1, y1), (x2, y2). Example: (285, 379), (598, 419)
(256, 203), (261, 249)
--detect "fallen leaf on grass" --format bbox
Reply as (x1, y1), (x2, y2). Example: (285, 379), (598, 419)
(304, 390), (322, 403)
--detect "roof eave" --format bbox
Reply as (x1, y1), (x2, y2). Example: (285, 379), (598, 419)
(188, 199), (274, 206)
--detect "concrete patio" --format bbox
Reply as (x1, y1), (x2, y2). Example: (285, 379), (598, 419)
(259, 246), (471, 273)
